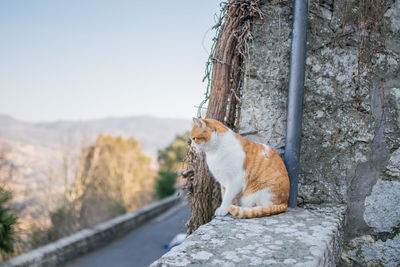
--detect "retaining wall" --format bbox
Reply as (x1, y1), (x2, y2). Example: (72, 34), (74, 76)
(1, 195), (180, 267)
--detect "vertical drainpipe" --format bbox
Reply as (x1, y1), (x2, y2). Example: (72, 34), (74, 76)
(283, 0), (308, 208)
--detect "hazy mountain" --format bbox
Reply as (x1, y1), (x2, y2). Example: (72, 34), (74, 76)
(0, 114), (191, 222)
(0, 114), (191, 157)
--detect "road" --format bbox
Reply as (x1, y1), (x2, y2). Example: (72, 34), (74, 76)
(64, 201), (190, 267)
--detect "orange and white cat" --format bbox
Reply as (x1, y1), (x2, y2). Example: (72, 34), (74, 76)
(190, 118), (290, 218)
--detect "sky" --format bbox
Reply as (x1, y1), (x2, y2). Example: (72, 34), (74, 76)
(0, 0), (221, 122)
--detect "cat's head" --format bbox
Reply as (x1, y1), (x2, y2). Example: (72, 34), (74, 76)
(190, 118), (228, 152)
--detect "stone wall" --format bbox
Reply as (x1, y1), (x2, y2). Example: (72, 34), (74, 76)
(152, 205), (345, 266)
(239, 0), (400, 265)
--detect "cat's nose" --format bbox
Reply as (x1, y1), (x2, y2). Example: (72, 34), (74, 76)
(188, 139), (192, 145)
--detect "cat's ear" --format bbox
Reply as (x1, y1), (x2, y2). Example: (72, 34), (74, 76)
(193, 117), (206, 128)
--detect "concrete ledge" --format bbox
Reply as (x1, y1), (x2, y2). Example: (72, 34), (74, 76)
(2, 195), (180, 267)
(151, 204), (345, 267)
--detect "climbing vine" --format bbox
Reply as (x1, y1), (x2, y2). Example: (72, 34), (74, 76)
(197, 0), (264, 129)
(196, 8), (224, 118)
(355, 0), (388, 113)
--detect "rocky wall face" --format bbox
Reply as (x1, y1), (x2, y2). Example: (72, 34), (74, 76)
(238, 3), (291, 155)
(239, 0), (400, 265)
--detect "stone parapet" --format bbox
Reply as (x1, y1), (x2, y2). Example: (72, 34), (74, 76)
(151, 205), (345, 267)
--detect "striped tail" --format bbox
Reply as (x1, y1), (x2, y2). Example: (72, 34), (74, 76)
(228, 203), (288, 218)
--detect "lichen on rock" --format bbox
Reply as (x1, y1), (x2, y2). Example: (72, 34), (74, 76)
(364, 179), (400, 232)
(151, 205), (345, 267)
(344, 234), (400, 267)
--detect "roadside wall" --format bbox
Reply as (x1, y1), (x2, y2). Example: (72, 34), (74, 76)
(1, 196), (180, 267)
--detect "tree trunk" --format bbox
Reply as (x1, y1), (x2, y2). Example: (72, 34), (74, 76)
(184, 149), (216, 235)
(184, 0), (263, 235)
(184, 10), (243, 235)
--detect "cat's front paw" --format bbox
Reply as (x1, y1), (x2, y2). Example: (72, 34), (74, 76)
(215, 207), (229, 216)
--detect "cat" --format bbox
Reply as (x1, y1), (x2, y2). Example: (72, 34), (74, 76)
(190, 118), (290, 218)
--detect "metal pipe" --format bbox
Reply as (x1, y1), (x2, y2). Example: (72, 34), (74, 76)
(283, 0), (308, 208)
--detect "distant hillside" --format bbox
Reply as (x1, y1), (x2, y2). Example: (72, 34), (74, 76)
(0, 114), (190, 223)
(0, 114), (191, 157)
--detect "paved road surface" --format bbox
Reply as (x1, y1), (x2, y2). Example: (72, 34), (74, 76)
(64, 201), (190, 267)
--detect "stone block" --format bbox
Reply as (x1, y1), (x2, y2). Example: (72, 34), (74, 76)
(364, 179), (400, 232)
(151, 205), (345, 267)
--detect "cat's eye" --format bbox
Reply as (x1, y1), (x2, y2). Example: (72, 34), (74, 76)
(192, 137), (202, 142)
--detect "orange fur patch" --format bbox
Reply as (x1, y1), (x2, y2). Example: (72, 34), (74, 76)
(190, 119), (228, 145)
(229, 203), (288, 218)
(190, 125), (212, 144)
(202, 119), (229, 133)
(234, 133), (289, 205)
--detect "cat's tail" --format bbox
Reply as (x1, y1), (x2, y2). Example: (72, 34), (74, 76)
(228, 203), (287, 218)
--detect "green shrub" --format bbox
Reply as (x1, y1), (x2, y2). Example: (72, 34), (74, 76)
(155, 170), (177, 199)
(0, 188), (18, 253)
(112, 201), (127, 216)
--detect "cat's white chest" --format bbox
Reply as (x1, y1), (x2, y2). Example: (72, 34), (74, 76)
(204, 131), (246, 186)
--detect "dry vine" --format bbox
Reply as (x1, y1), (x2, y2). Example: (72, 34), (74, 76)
(355, 0), (388, 113)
